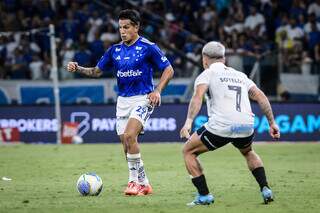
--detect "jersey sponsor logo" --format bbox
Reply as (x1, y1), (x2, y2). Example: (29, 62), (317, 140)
(116, 70), (142, 77)
(230, 124), (253, 134)
(124, 57), (130, 60)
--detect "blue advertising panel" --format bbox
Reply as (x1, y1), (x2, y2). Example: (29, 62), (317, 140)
(194, 104), (320, 141)
(20, 86), (105, 104)
(0, 89), (9, 104)
(0, 103), (319, 143)
(252, 104), (320, 141)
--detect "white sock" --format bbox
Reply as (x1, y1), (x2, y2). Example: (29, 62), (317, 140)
(138, 159), (149, 186)
(127, 153), (141, 183)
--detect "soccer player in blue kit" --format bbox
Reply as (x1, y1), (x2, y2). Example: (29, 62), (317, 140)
(67, 9), (174, 196)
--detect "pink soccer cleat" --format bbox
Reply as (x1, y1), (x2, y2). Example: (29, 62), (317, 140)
(124, 181), (140, 196)
(137, 184), (153, 196)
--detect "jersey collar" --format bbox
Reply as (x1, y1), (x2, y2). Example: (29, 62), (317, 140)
(209, 62), (225, 69)
(123, 36), (141, 47)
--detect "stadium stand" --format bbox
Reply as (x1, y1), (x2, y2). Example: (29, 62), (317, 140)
(0, 0), (319, 101)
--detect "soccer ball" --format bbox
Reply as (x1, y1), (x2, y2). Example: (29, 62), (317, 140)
(72, 135), (83, 144)
(76, 173), (103, 196)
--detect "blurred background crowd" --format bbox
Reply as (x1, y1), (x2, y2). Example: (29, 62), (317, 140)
(0, 0), (320, 98)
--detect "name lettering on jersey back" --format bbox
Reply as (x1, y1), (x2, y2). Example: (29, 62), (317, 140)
(220, 77), (244, 84)
(117, 70), (142, 77)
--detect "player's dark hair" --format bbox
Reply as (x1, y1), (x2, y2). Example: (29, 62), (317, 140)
(118, 9), (141, 26)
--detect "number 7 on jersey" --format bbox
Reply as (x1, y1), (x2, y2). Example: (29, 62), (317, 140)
(228, 85), (242, 112)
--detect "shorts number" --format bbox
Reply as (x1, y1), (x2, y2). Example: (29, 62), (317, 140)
(228, 85), (241, 112)
(136, 106), (147, 118)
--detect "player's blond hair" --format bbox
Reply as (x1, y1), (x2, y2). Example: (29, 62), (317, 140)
(202, 41), (225, 59)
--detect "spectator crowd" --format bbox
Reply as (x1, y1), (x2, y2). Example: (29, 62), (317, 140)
(1, 0), (320, 80)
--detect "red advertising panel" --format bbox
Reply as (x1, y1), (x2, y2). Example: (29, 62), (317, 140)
(0, 127), (20, 142)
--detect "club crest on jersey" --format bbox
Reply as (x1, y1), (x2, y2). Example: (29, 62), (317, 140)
(135, 46), (142, 50)
(115, 47), (121, 52)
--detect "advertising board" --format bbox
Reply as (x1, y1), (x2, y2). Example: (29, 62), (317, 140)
(0, 104), (319, 143)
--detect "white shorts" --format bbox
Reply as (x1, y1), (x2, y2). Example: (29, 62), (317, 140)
(116, 95), (154, 135)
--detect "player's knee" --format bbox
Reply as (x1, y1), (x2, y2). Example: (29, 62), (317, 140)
(182, 144), (189, 156)
(123, 132), (137, 144)
(182, 143), (194, 157)
(240, 146), (252, 156)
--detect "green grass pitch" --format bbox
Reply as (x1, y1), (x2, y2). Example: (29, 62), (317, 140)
(0, 143), (319, 213)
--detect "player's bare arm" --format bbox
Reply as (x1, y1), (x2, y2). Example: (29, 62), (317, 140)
(248, 86), (280, 139)
(67, 62), (103, 78)
(180, 84), (208, 139)
(148, 65), (174, 107)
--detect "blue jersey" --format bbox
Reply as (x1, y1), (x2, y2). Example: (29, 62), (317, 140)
(97, 37), (171, 97)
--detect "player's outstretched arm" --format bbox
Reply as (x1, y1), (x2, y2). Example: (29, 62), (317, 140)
(148, 65), (174, 106)
(67, 62), (102, 78)
(248, 86), (280, 139)
(180, 84), (208, 139)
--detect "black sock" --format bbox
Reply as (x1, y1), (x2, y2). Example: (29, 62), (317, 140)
(252, 167), (269, 191)
(191, 175), (210, 195)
